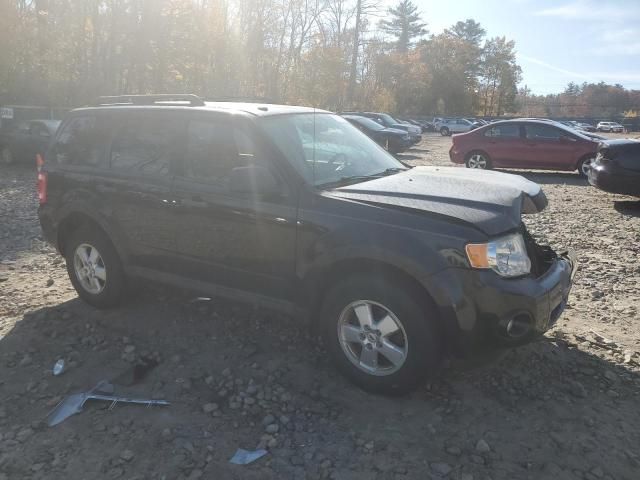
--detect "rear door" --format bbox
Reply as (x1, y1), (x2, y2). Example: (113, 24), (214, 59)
(481, 123), (524, 167)
(521, 123), (579, 170)
(171, 115), (298, 301)
(101, 111), (183, 269)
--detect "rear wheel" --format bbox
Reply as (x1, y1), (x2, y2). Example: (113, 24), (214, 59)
(1, 146), (14, 165)
(465, 152), (491, 169)
(65, 226), (128, 308)
(321, 274), (441, 395)
(440, 127), (450, 136)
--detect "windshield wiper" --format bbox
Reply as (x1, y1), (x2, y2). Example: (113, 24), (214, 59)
(318, 168), (407, 189)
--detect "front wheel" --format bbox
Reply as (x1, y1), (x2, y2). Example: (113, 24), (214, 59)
(578, 156), (595, 178)
(465, 152), (491, 169)
(321, 275), (441, 395)
(440, 127), (450, 136)
(65, 226), (128, 308)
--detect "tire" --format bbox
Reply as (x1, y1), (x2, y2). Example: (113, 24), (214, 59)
(320, 274), (441, 395)
(577, 156), (595, 178)
(465, 151), (491, 169)
(64, 225), (128, 309)
(440, 127), (450, 136)
(1, 146), (14, 165)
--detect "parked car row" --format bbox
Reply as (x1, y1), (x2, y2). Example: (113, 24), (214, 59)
(0, 119), (60, 165)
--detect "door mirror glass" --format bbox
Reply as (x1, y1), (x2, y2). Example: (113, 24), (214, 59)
(229, 165), (280, 197)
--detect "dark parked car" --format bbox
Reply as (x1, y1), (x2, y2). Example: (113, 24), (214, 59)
(343, 115), (412, 154)
(588, 139), (640, 197)
(1, 119), (60, 165)
(38, 95), (575, 394)
(449, 119), (599, 176)
(344, 112), (422, 144)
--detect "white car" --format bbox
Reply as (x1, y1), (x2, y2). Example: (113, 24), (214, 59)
(597, 121), (624, 133)
(435, 118), (475, 136)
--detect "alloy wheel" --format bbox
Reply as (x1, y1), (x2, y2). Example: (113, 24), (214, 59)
(337, 300), (408, 376)
(73, 243), (107, 294)
(467, 153), (488, 169)
(580, 157), (594, 176)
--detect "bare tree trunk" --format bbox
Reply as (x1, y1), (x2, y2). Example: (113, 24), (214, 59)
(346, 0), (361, 108)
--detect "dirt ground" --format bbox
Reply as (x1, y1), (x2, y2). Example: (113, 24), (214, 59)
(1, 132), (640, 480)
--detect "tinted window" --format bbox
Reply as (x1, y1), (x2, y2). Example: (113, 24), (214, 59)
(484, 124), (520, 138)
(53, 116), (103, 166)
(30, 123), (50, 137)
(184, 120), (260, 188)
(525, 124), (563, 140)
(110, 115), (182, 176)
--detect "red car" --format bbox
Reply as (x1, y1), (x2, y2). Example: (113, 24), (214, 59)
(449, 119), (600, 176)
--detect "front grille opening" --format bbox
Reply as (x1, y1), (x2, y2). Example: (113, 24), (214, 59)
(522, 224), (556, 277)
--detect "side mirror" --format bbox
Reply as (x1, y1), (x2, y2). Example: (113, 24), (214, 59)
(229, 165), (281, 197)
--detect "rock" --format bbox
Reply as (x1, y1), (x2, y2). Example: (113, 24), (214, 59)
(124, 345), (136, 354)
(19, 355), (32, 367)
(590, 466), (604, 478)
(120, 449), (135, 462)
(430, 462), (452, 476)
(202, 402), (219, 413)
(46, 278), (54, 287)
(16, 427), (34, 442)
(475, 439), (490, 453)
(262, 414), (275, 426)
(569, 380), (587, 398)
(222, 368), (231, 377)
(445, 446), (462, 456)
(603, 371), (617, 382)
(265, 423), (279, 434)
(290, 455), (304, 466)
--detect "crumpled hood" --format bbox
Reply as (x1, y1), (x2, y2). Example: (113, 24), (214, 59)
(330, 166), (547, 236)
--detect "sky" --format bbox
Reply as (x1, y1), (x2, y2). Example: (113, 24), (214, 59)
(386, 0), (640, 94)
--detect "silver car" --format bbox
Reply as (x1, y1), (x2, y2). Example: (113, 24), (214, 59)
(435, 118), (475, 136)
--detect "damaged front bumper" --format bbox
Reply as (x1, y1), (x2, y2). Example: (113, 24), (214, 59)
(433, 243), (577, 351)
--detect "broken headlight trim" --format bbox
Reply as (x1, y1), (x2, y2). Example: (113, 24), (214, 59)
(465, 233), (531, 278)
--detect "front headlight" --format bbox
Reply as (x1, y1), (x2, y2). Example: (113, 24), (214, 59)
(465, 233), (531, 277)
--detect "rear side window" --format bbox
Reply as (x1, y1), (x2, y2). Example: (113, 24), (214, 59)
(53, 116), (102, 166)
(110, 115), (182, 176)
(184, 120), (260, 188)
(525, 124), (563, 140)
(484, 124), (520, 138)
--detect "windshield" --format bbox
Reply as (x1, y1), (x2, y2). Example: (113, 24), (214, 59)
(377, 113), (398, 125)
(348, 116), (385, 131)
(261, 113), (406, 187)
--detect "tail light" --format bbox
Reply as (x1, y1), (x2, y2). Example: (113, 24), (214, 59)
(36, 153), (47, 205)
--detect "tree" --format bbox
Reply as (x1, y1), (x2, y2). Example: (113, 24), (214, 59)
(479, 37), (522, 115)
(445, 19), (485, 46)
(379, 0), (427, 53)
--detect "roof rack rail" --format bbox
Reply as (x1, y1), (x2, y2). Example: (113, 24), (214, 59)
(93, 94), (205, 107)
(204, 96), (279, 104)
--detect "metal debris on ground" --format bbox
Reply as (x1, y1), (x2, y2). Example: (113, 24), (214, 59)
(46, 380), (170, 427)
(229, 448), (268, 465)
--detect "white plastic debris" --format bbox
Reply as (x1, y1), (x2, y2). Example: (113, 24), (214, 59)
(52, 359), (65, 376)
(229, 448), (268, 465)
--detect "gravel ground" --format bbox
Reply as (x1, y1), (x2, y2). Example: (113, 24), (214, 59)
(1, 132), (640, 480)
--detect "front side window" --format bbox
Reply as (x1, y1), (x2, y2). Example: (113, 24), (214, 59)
(484, 124), (520, 138)
(261, 113), (406, 187)
(53, 116), (102, 166)
(110, 115), (182, 176)
(525, 124), (563, 140)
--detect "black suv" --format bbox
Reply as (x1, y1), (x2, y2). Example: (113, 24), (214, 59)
(39, 95), (576, 394)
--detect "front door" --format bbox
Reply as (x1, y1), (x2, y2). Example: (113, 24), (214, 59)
(171, 115), (297, 301)
(521, 123), (578, 170)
